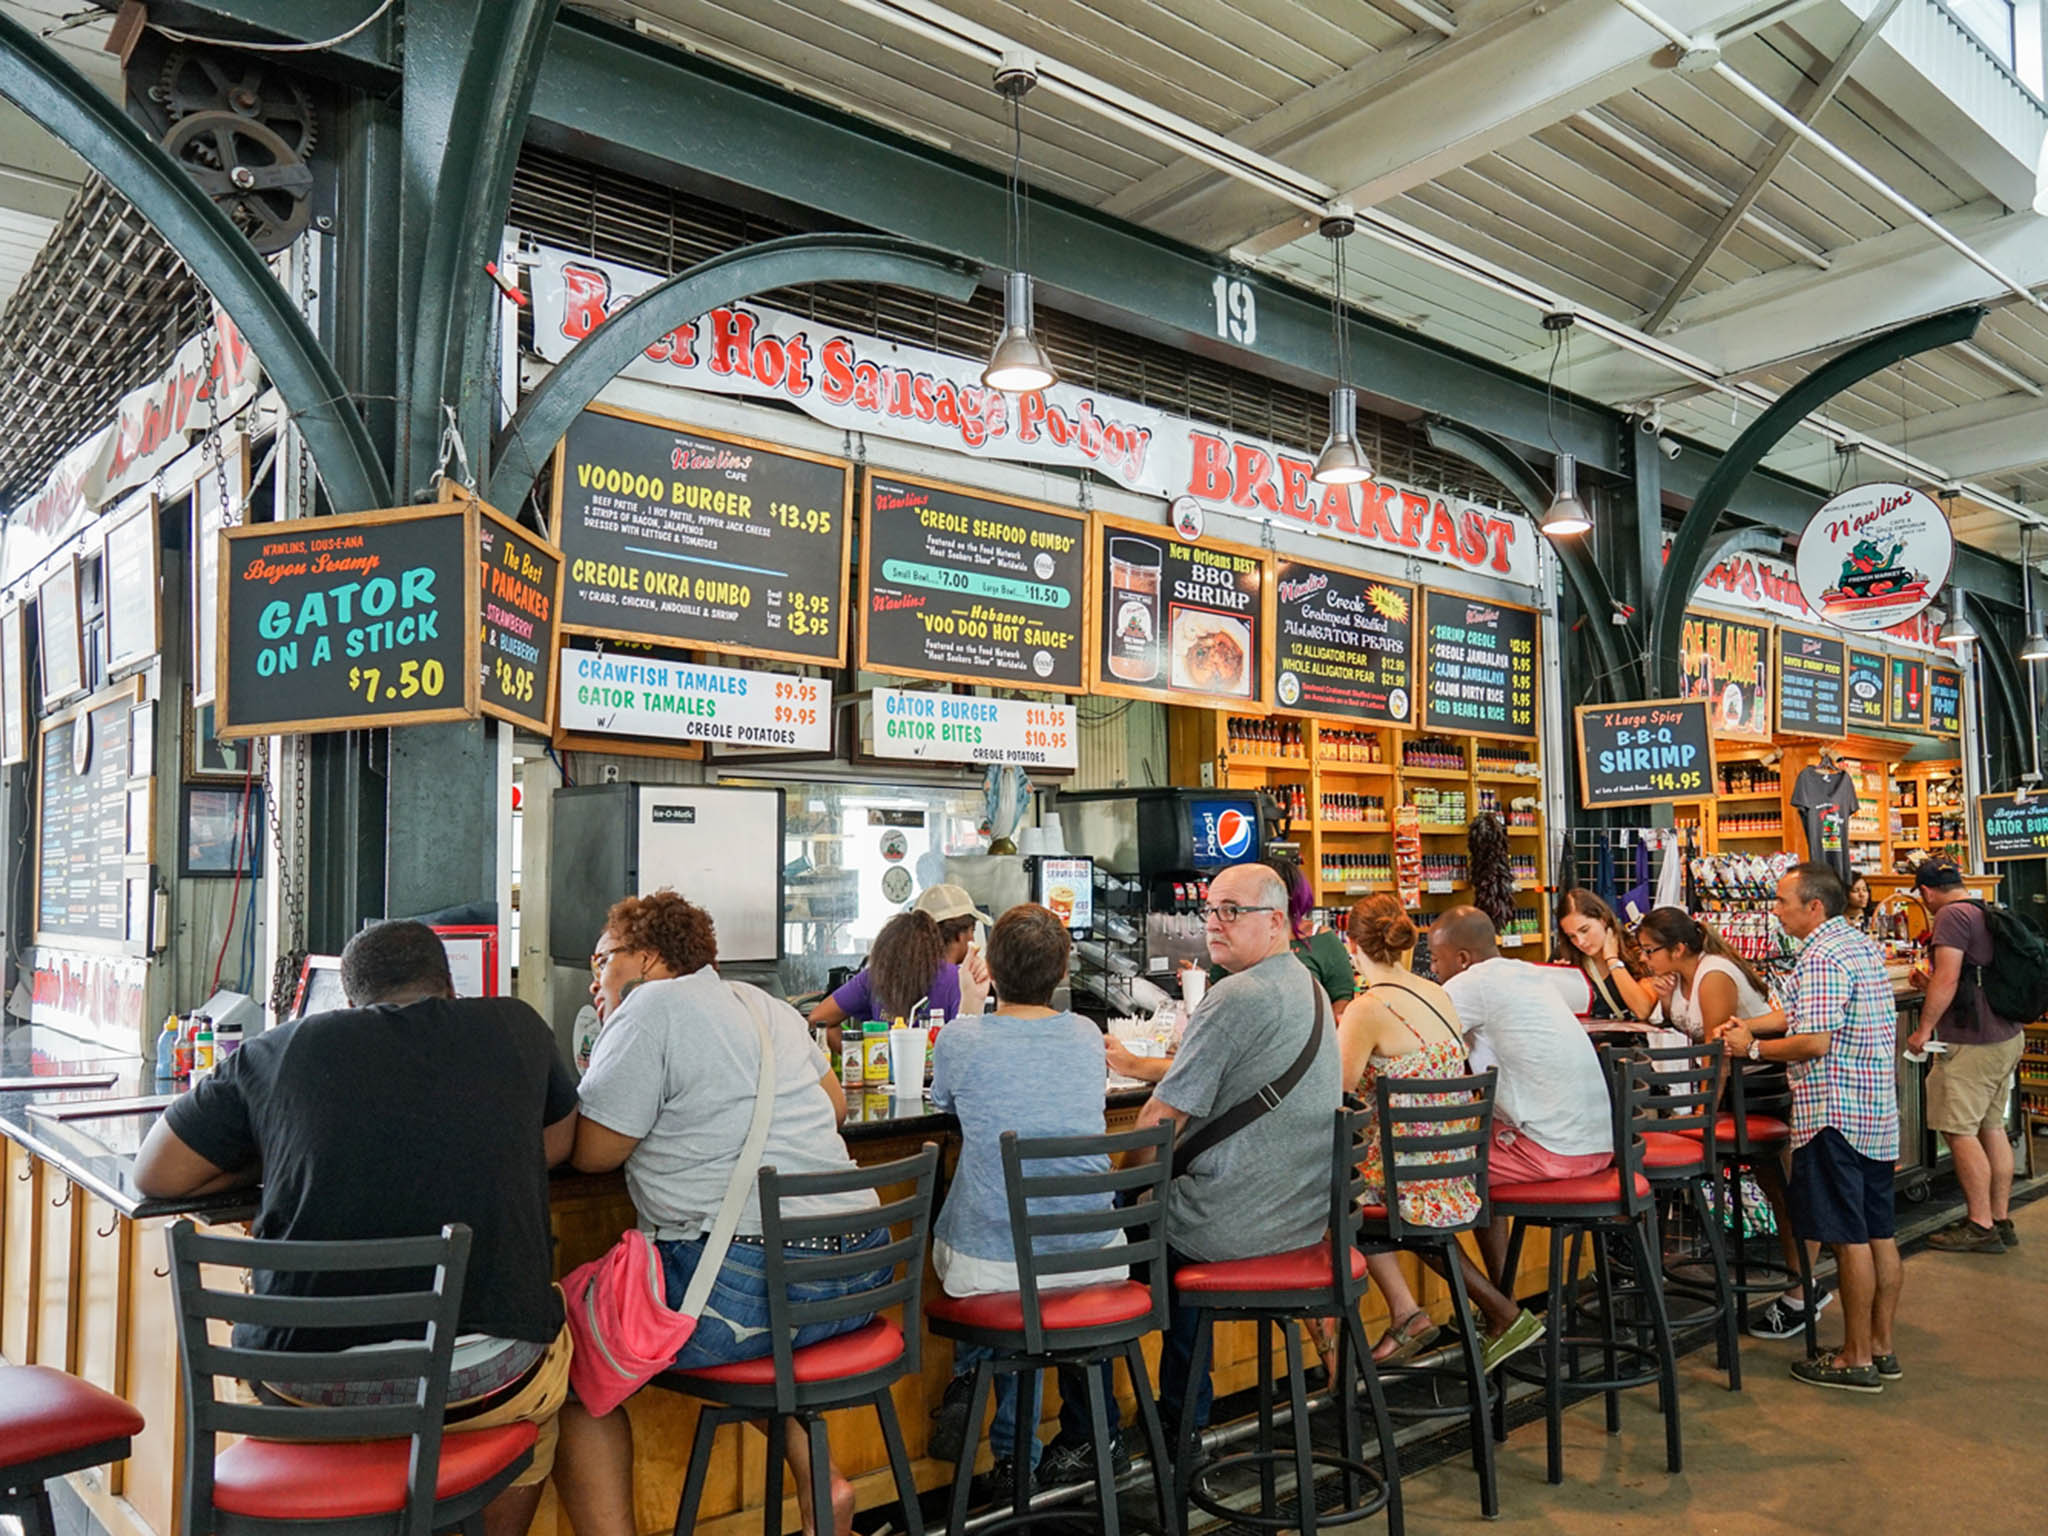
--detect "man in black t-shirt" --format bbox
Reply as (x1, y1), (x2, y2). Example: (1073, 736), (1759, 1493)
(137, 921), (579, 1536)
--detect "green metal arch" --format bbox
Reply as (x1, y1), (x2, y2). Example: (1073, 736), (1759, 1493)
(0, 13), (393, 513)
(488, 233), (981, 510)
(1955, 589), (2029, 758)
(1651, 306), (1984, 698)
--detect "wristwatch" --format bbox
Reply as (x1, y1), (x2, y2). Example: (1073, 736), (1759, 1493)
(1746, 1039), (1763, 1062)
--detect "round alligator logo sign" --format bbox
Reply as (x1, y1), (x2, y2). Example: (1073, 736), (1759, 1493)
(1793, 482), (1952, 634)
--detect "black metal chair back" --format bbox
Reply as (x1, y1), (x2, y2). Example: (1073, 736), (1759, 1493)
(1610, 1057), (1658, 1220)
(1725, 1059), (1793, 1157)
(167, 1220), (475, 1536)
(755, 1143), (941, 1417)
(998, 1121), (1173, 1355)
(1329, 1104), (1378, 1310)
(1637, 1040), (1724, 1162)
(1373, 1067), (1497, 1241)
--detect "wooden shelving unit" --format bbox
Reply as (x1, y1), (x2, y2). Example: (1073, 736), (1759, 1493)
(2022, 1020), (2048, 1137)
(1171, 714), (1552, 958)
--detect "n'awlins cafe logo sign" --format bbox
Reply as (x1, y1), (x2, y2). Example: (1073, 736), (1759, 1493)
(526, 243), (1539, 588)
(1793, 482), (1953, 634)
(1670, 535), (1946, 653)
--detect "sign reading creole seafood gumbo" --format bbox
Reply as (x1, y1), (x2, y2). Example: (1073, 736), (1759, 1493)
(1272, 562), (1413, 724)
(1792, 481), (1953, 634)
(1575, 698), (1715, 809)
(217, 505), (479, 737)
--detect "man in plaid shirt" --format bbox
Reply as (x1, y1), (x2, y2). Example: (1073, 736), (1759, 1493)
(1723, 862), (1900, 1394)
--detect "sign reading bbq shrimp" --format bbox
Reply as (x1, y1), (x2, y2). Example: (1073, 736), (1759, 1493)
(1088, 512), (1270, 710)
(1793, 482), (1953, 633)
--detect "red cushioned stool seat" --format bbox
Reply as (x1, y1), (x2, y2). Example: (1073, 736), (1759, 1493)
(1680, 1113), (1790, 1145)
(1641, 1131), (1708, 1171)
(674, 1318), (904, 1387)
(928, 1280), (1150, 1334)
(1493, 1169), (1652, 1206)
(0, 1366), (145, 1471)
(1173, 1243), (1368, 1294)
(211, 1423), (536, 1520)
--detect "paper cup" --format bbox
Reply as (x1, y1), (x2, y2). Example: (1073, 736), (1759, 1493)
(888, 1026), (929, 1086)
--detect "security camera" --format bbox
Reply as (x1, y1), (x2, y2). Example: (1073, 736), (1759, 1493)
(1637, 400), (1666, 436)
(1659, 436), (1682, 461)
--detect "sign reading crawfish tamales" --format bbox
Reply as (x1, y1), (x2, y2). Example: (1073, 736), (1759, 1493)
(1088, 513), (1268, 709)
(1679, 610), (1772, 741)
(859, 473), (1087, 693)
(1272, 563), (1413, 724)
(217, 505), (479, 736)
(1420, 590), (1537, 740)
(552, 406), (851, 666)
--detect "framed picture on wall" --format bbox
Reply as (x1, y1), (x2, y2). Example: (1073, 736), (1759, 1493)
(185, 700), (253, 781)
(180, 783), (263, 878)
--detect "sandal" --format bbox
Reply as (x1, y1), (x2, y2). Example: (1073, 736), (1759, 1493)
(1373, 1310), (1441, 1365)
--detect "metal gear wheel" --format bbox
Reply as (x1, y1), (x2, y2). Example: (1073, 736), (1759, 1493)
(153, 48), (317, 159)
(162, 111), (314, 253)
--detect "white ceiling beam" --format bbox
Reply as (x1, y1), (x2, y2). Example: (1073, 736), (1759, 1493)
(1902, 397), (2048, 477)
(0, 99), (83, 221)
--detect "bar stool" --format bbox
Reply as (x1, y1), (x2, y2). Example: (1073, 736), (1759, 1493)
(658, 1145), (940, 1536)
(1491, 1059), (1681, 1485)
(926, 1122), (1179, 1536)
(1356, 1069), (1499, 1518)
(1173, 1106), (1403, 1536)
(167, 1220), (537, 1536)
(0, 1366), (144, 1536)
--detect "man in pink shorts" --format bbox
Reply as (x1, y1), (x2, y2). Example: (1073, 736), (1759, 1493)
(1431, 907), (1616, 1369)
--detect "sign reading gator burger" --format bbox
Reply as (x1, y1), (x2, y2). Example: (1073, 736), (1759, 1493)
(1792, 482), (1953, 634)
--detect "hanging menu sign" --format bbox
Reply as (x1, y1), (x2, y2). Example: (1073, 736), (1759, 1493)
(460, 489), (563, 734)
(1926, 665), (1962, 739)
(1575, 698), (1716, 809)
(190, 436), (248, 709)
(1886, 655), (1926, 731)
(0, 602), (25, 767)
(871, 687), (1076, 769)
(1679, 609), (1772, 741)
(552, 406), (851, 666)
(1420, 589), (1536, 740)
(556, 646), (830, 753)
(1846, 648), (1887, 728)
(1980, 792), (2048, 861)
(37, 558), (83, 708)
(1089, 513), (1267, 708)
(1272, 563), (1413, 724)
(101, 497), (160, 676)
(1773, 626), (1845, 737)
(217, 505), (481, 737)
(36, 689), (134, 944)
(859, 473), (1087, 693)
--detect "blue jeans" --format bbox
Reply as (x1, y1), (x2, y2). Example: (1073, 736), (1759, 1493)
(655, 1227), (890, 1371)
(950, 1347), (1045, 1469)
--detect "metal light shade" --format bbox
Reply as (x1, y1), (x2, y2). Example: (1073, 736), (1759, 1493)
(1312, 387), (1374, 485)
(1937, 611), (1978, 649)
(2020, 621), (2048, 663)
(1540, 453), (1592, 537)
(983, 271), (1057, 393)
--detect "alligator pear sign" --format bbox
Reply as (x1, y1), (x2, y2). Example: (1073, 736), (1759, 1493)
(1792, 482), (1953, 634)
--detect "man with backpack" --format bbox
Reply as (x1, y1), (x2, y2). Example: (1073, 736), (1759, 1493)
(1907, 861), (2033, 1253)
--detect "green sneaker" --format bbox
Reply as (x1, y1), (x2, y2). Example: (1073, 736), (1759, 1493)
(1482, 1309), (1545, 1373)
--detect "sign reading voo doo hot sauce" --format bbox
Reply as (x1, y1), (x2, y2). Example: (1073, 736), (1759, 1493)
(1980, 792), (2048, 861)
(860, 473), (1087, 692)
(556, 648), (829, 752)
(1420, 589), (1536, 740)
(1272, 562), (1413, 724)
(1575, 698), (1716, 809)
(1089, 512), (1268, 709)
(216, 505), (480, 737)
(1793, 481), (1954, 633)
(871, 687), (1077, 769)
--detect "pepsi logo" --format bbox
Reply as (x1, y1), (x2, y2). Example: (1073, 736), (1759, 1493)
(1214, 808), (1254, 860)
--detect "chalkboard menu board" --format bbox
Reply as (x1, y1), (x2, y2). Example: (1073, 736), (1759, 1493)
(217, 505), (481, 738)
(1420, 589), (1536, 739)
(1886, 655), (1925, 731)
(1575, 698), (1716, 809)
(1679, 609), (1772, 740)
(1926, 665), (1962, 739)
(101, 496), (159, 676)
(37, 558), (83, 707)
(1089, 513), (1268, 708)
(860, 473), (1087, 693)
(552, 406), (851, 666)
(1272, 564), (1413, 724)
(1774, 626), (1845, 737)
(1846, 648), (1886, 728)
(470, 495), (563, 733)
(1980, 792), (2048, 861)
(0, 601), (24, 767)
(37, 688), (136, 944)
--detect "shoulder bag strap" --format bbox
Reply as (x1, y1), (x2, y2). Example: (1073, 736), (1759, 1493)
(1172, 969), (1329, 1180)
(677, 986), (779, 1318)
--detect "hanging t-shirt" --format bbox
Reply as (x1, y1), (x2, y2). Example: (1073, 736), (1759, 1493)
(1790, 767), (1858, 884)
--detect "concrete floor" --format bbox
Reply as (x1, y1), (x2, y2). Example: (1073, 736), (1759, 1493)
(1395, 1196), (2047, 1534)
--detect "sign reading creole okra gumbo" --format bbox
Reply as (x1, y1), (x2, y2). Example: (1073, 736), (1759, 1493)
(1272, 563), (1414, 724)
(859, 473), (1087, 693)
(1420, 589), (1536, 739)
(551, 405), (851, 666)
(1091, 513), (1266, 707)
(1575, 698), (1716, 809)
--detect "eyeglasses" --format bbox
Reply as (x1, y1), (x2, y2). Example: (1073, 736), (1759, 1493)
(590, 946), (627, 977)
(1198, 902), (1277, 924)
(1639, 942), (1667, 958)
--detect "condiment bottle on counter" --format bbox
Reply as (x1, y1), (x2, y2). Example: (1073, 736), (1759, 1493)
(925, 1005), (945, 1081)
(862, 1018), (891, 1086)
(155, 1015), (179, 1082)
(839, 1028), (863, 1090)
(191, 1018), (216, 1084)
(173, 1018), (197, 1081)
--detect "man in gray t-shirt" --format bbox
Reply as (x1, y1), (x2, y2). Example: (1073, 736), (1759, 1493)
(1135, 861), (1340, 1431)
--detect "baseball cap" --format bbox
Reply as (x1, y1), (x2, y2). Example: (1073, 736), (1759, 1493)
(1911, 859), (1965, 892)
(913, 883), (992, 925)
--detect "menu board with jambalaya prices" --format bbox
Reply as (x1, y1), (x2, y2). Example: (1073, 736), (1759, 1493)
(217, 504), (480, 737)
(552, 406), (851, 667)
(1420, 589), (1536, 740)
(1088, 512), (1268, 709)
(1273, 563), (1413, 725)
(859, 473), (1088, 693)
(1846, 648), (1887, 728)
(1774, 626), (1845, 737)
(1980, 792), (2048, 861)
(1926, 665), (1962, 739)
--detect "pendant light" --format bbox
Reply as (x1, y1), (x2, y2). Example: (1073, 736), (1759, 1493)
(1312, 210), (1373, 486)
(1936, 609), (1977, 649)
(982, 60), (1057, 395)
(2022, 528), (2048, 662)
(1539, 312), (1591, 537)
